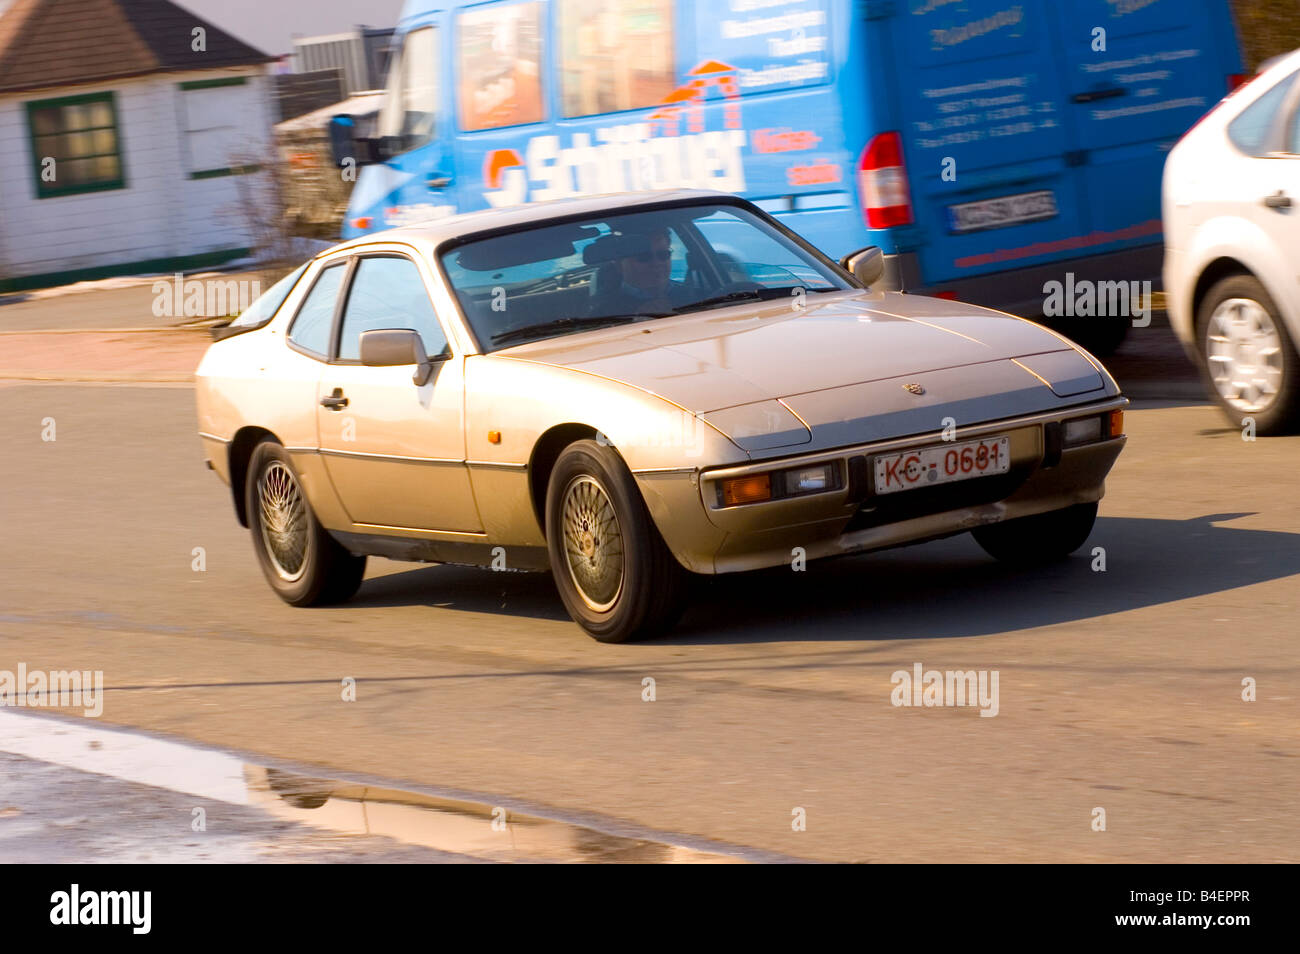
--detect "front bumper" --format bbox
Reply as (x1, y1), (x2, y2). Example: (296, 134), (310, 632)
(636, 396), (1127, 574)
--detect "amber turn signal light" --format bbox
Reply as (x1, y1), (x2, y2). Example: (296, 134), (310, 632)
(1108, 409), (1124, 438)
(722, 474), (772, 506)
(487, 430), (502, 444)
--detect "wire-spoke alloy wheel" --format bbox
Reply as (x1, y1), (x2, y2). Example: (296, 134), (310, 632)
(258, 459), (308, 582)
(561, 475), (625, 612)
(1206, 297), (1283, 414)
(1196, 275), (1300, 435)
(545, 440), (690, 642)
(245, 441), (366, 606)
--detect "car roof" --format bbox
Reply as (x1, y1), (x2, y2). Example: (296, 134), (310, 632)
(1255, 48), (1300, 77)
(320, 189), (741, 259)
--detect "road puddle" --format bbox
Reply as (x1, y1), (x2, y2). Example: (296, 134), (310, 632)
(0, 711), (742, 863)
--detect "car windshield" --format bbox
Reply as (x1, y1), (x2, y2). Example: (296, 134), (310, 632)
(439, 202), (852, 350)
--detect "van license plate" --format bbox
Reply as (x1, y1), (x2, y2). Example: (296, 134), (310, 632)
(947, 191), (1058, 234)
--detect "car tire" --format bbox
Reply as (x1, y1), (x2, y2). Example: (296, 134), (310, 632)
(545, 440), (690, 642)
(971, 501), (1098, 564)
(1196, 274), (1300, 435)
(245, 440), (366, 606)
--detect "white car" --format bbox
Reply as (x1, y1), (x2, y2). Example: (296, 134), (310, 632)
(1163, 49), (1300, 434)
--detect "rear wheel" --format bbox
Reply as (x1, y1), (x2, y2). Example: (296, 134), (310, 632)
(245, 440), (366, 605)
(1197, 275), (1300, 435)
(971, 502), (1098, 564)
(545, 440), (690, 642)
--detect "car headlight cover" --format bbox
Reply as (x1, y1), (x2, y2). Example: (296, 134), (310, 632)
(1063, 416), (1102, 446)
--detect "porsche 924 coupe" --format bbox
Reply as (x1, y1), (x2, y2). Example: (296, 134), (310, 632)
(195, 191), (1127, 642)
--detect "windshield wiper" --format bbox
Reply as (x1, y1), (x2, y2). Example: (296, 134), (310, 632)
(491, 314), (647, 345)
(684, 285), (818, 312)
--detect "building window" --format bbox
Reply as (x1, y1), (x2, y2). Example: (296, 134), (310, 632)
(179, 76), (262, 179)
(457, 2), (545, 131)
(559, 0), (675, 118)
(26, 92), (126, 199)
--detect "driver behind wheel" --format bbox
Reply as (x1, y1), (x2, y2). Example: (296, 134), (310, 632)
(587, 228), (692, 317)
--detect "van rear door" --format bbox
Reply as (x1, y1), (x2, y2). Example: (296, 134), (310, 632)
(1051, 0), (1242, 246)
(891, 1), (1089, 286)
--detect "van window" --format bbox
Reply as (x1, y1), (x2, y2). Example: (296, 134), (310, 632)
(377, 27), (439, 151)
(559, 0), (676, 118)
(1228, 69), (1299, 156)
(458, 2), (545, 131)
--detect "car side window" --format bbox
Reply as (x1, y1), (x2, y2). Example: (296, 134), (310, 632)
(1228, 69), (1299, 156)
(287, 262), (347, 357)
(1286, 88), (1300, 155)
(338, 256), (450, 362)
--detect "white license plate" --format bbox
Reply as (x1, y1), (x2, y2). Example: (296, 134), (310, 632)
(873, 436), (1010, 495)
(947, 190), (1058, 233)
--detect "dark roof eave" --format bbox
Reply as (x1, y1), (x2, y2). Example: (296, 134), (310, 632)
(0, 58), (275, 97)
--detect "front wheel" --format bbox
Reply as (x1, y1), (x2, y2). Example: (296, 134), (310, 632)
(971, 502), (1098, 565)
(245, 440), (366, 606)
(545, 440), (690, 642)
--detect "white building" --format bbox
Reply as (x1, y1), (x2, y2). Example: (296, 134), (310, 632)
(0, 0), (276, 292)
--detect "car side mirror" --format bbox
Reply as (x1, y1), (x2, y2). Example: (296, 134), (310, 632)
(839, 246), (885, 288)
(359, 329), (437, 385)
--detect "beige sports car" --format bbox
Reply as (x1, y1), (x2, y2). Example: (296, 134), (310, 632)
(195, 191), (1126, 642)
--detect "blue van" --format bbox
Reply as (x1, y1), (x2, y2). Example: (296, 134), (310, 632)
(330, 0), (1242, 350)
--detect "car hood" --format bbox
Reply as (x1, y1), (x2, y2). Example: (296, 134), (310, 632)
(506, 290), (1114, 452)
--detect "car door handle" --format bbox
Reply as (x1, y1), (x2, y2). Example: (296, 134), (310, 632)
(320, 388), (349, 410)
(1263, 190), (1293, 210)
(426, 174), (452, 189)
(1071, 87), (1125, 103)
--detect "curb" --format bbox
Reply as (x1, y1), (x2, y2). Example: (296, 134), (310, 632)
(0, 371), (195, 384)
(0, 326), (215, 336)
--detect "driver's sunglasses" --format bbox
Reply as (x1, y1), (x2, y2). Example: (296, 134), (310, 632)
(632, 249), (672, 264)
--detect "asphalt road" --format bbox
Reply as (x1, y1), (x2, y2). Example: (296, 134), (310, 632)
(1, 372), (1296, 862)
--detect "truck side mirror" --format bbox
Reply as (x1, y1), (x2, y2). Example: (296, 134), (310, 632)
(328, 115), (356, 168)
(328, 115), (382, 168)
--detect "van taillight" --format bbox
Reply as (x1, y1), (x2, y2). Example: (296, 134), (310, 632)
(857, 131), (913, 229)
(1228, 73), (1249, 93)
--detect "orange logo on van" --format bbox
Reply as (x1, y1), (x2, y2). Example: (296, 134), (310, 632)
(483, 148), (524, 190)
(649, 61), (742, 136)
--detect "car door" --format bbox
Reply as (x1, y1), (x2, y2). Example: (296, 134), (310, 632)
(1248, 73), (1300, 307)
(316, 250), (483, 533)
(1052, 0), (1243, 243)
(890, 0), (1089, 286)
